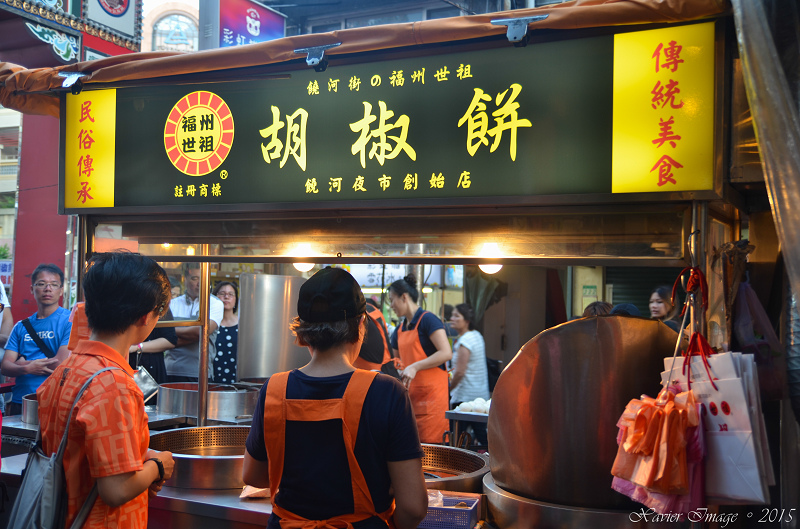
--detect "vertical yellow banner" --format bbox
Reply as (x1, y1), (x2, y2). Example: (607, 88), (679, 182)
(65, 90), (116, 208)
(612, 23), (715, 193)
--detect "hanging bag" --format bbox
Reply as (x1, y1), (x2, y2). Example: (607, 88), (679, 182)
(6, 366), (119, 529)
(662, 333), (771, 504)
(734, 282), (787, 401)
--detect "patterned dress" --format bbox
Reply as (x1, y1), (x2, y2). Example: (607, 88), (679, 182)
(214, 324), (239, 384)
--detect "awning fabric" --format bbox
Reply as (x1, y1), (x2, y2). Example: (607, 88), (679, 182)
(0, 0), (729, 118)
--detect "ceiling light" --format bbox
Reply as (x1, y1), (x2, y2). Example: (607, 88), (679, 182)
(478, 242), (503, 274)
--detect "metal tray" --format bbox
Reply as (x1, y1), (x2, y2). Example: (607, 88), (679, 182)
(149, 426), (249, 489)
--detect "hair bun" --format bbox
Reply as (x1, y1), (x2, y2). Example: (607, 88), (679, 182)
(404, 274), (417, 288)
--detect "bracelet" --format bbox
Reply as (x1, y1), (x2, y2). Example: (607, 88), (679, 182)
(137, 342), (144, 354)
(147, 457), (164, 482)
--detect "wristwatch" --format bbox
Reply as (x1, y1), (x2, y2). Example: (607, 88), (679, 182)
(147, 457), (165, 482)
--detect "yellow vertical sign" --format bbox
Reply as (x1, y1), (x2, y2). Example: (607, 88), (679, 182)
(65, 90), (116, 208)
(612, 23), (715, 193)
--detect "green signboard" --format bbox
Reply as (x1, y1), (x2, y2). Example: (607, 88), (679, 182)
(61, 22), (716, 213)
(63, 34), (614, 212)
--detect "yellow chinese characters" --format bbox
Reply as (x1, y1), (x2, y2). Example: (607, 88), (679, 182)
(65, 89), (115, 208)
(174, 182), (221, 198)
(260, 106), (309, 171)
(350, 101), (416, 169)
(458, 83), (531, 161)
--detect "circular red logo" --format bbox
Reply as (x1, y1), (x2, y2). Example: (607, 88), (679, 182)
(721, 401), (730, 415)
(98, 0), (129, 17)
(164, 91), (235, 176)
(709, 402), (718, 416)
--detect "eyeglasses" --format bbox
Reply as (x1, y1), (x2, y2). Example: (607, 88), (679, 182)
(34, 282), (62, 290)
(217, 291), (236, 298)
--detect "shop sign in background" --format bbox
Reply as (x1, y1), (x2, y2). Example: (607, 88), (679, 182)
(84, 0), (137, 38)
(62, 22), (715, 213)
(219, 0), (285, 47)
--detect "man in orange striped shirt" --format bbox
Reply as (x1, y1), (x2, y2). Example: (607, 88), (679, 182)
(37, 252), (175, 528)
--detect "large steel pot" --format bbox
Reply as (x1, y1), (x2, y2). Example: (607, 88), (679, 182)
(237, 274), (309, 381)
(149, 426), (248, 489)
(158, 383), (258, 421)
(22, 393), (38, 425)
(488, 316), (679, 510)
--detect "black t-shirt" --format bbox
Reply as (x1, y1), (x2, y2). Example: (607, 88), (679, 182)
(359, 311), (389, 365)
(245, 369), (423, 529)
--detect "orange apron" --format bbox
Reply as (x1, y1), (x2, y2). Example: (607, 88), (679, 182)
(264, 370), (396, 529)
(353, 305), (392, 371)
(67, 302), (90, 350)
(397, 311), (449, 443)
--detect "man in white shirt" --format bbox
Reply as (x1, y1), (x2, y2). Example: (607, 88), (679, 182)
(0, 278), (13, 346)
(0, 278), (13, 413)
(165, 264), (223, 382)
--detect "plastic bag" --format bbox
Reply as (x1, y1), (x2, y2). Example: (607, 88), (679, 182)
(734, 282), (787, 400)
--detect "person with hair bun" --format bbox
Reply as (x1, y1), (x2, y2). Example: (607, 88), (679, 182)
(388, 274), (452, 444)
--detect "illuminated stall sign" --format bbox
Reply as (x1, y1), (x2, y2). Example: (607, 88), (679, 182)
(612, 24), (715, 192)
(62, 22), (716, 213)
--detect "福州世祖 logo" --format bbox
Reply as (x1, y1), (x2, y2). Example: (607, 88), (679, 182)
(164, 91), (235, 176)
(98, 0), (129, 17)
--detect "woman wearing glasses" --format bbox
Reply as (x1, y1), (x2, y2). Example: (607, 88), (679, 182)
(212, 281), (239, 384)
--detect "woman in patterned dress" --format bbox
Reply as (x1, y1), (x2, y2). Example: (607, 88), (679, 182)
(212, 281), (239, 384)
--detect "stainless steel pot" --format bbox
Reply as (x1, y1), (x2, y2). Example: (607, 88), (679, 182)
(22, 393), (38, 425)
(158, 383), (258, 421)
(238, 274), (309, 380)
(149, 426), (249, 489)
(422, 444), (489, 493)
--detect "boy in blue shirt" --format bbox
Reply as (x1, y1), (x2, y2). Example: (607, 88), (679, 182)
(1, 264), (72, 415)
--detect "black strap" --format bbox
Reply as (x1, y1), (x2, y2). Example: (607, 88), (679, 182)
(21, 317), (56, 359)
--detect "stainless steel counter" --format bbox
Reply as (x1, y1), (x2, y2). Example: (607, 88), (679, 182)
(1, 453), (271, 529)
(445, 410), (489, 424)
(2, 406), (252, 440)
(149, 486), (271, 529)
(1, 410), (190, 440)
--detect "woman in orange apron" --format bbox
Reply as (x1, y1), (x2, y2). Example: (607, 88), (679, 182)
(388, 274), (452, 444)
(353, 302), (392, 371)
(242, 267), (427, 529)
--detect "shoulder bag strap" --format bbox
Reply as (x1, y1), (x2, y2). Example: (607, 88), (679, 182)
(21, 317), (56, 359)
(32, 366), (119, 529)
(61, 367), (120, 527)
(53, 366), (121, 462)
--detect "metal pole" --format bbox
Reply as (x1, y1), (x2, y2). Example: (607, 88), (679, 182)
(197, 248), (210, 426)
(380, 264), (386, 310)
(441, 265), (446, 321)
(697, 202), (708, 336)
(689, 203), (698, 337)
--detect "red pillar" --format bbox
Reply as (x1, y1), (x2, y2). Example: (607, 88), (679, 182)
(12, 114), (67, 317)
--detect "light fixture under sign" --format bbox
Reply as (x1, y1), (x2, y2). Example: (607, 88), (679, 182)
(478, 242), (503, 275)
(291, 243), (315, 272)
